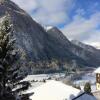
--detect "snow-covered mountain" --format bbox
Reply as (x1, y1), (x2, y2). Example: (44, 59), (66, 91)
(71, 40), (100, 66)
(45, 26), (54, 31)
(0, 0), (100, 74)
(71, 40), (100, 53)
(46, 27), (100, 67)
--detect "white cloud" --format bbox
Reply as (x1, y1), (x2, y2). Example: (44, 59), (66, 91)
(12, 0), (38, 12)
(83, 30), (100, 49)
(11, 0), (74, 25)
(61, 11), (100, 48)
(61, 12), (100, 39)
(11, 0), (100, 48)
(85, 42), (100, 49)
(33, 10), (68, 25)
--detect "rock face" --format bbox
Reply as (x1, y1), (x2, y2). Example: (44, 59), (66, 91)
(46, 27), (88, 66)
(71, 40), (100, 53)
(0, 0), (49, 61)
(0, 0), (81, 61)
(0, 0), (100, 74)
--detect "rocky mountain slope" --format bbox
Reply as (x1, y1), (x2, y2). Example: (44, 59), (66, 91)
(71, 40), (100, 66)
(71, 40), (100, 54)
(0, 0), (100, 74)
(47, 27), (100, 67)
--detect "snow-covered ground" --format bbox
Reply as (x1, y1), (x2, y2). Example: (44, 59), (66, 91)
(27, 80), (83, 100)
(25, 80), (97, 100)
(22, 73), (65, 93)
(22, 72), (97, 94)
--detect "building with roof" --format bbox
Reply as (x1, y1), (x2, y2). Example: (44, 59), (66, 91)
(94, 67), (100, 90)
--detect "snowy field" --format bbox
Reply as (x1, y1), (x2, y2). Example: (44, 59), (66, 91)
(22, 72), (96, 93)
(22, 73), (65, 93)
(28, 80), (82, 100)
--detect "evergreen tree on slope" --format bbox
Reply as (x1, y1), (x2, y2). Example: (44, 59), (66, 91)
(0, 13), (30, 100)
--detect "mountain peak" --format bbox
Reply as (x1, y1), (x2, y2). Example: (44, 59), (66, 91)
(71, 40), (82, 45)
(0, 0), (100, 74)
(46, 26), (54, 31)
(46, 26), (61, 31)
(46, 26), (63, 35)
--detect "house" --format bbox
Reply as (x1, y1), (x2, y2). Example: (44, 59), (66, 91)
(94, 67), (100, 90)
(27, 80), (96, 100)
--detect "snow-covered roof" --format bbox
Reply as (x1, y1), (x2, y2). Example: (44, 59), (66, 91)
(27, 80), (83, 100)
(94, 67), (100, 74)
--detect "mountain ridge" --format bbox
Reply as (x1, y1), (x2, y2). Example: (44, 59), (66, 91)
(46, 27), (100, 67)
(0, 0), (100, 74)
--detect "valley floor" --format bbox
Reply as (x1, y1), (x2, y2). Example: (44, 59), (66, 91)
(22, 70), (97, 94)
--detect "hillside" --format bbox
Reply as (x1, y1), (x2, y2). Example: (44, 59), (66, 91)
(47, 27), (100, 67)
(0, 0), (100, 74)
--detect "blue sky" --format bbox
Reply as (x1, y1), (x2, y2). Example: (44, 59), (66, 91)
(12, 0), (100, 48)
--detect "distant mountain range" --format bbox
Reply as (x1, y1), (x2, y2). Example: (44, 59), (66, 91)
(0, 0), (100, 74)
(46, 27), (100, 67)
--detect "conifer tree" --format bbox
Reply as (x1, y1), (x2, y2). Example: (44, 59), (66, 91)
(84, 82), (91, 94)
(0, 13), (30, 100)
